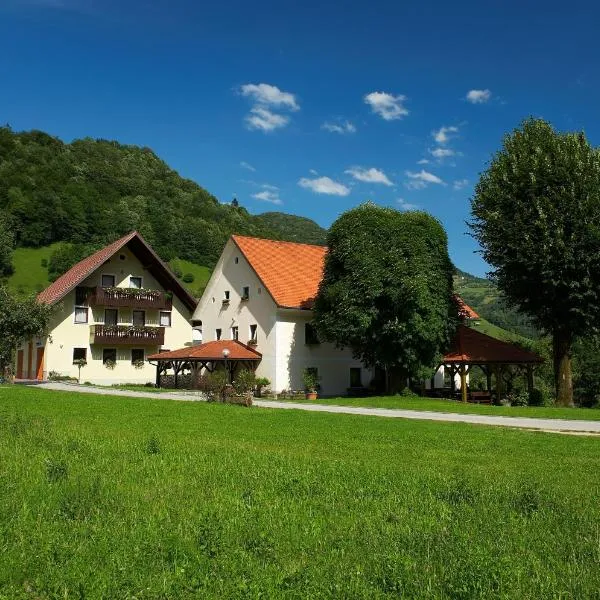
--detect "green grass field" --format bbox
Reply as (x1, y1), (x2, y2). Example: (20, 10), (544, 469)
(1, 385), (599, 598)
(274, 395), (600, 421)
(168, 258), (211, 298)
(7, 243), (64, 296)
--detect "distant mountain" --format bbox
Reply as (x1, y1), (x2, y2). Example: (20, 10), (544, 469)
(0, 127), (324, 268)
(254, 212), (327, 246)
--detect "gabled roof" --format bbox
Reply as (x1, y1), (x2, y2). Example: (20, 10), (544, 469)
(455, 295), (480, 320)
(148, 340), (262, 361)
(444, 325), (543, 364)
(231, 235), (327, 309)
(37, 231), (197, 311)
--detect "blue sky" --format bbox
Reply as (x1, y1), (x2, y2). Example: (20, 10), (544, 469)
(1, 0), (599, 276)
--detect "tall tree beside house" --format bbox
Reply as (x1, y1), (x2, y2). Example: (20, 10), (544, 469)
(314, 203), (457, 392)
(470, 118), (600, 406)
(0, 286), (53, 378)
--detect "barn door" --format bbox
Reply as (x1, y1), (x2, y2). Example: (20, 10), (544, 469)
(16, 350), (24, 379)
(36, 347), (45, 381)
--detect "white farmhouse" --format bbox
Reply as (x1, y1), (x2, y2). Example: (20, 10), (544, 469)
(15, 231), (197, 384)
(191, 235), (373, 396)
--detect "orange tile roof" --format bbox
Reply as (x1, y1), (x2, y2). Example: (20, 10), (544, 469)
(444, 325), (543, 364)
(455, 295), (480, 320)
(232, 235), (327, 309)
(37, 231), (197, 311)
(148, 340), (262, 361)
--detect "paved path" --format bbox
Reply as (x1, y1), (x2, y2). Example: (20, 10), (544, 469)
(32, 382), (600, 434)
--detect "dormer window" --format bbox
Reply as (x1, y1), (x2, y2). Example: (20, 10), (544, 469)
(241, 286), (249, 301)
(231, 326), (239, 341)
(223, 290), (230, 305)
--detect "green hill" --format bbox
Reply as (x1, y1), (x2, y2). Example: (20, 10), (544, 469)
(254, 212), (327, 245)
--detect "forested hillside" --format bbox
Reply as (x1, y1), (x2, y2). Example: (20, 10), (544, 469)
(254, 212), (327, 245)
(0, 127), (324, 268)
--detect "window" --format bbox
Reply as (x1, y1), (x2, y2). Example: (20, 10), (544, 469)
(102, 348), (117, 364)
(74, 286), (88, 324)
(130, 276), (142, 289)
(241, 286), (249, 300)
(305, 323), (320, 345)
(132, 310), (145, 327)
(224, 290), (230, 300)
(235, 257), (239, 264)
(216, 328), (222, 341)
(101, 274), (115, 288)
(131, 349), (144, 364)
(74, 306), (88, 324)
(72, 348), (87, 363)
(249, 324), (257, 343)
(231, 326), (239, 341)
(119, 254), (126, 261)
(104, 309), (118, 326)
(159, 311), (172, 327)
(350, 368), (362, 388)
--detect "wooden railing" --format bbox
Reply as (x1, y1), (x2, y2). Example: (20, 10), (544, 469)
(90, 325), (165, 346)
(88, 287), (172, 309)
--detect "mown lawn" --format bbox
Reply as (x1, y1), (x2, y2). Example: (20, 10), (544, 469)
(1, 385), (599, 598)
(273, 395), (600, 421)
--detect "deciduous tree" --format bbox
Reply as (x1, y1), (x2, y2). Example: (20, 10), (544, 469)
(470, 118), (600, 406)
(314, 203), (457, 392)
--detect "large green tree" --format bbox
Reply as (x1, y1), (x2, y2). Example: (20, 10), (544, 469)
(313, 203), (457, 392)
(0, 286), (53, 377)
(0, 216), (14, 278)
(470, 118), (600, 406)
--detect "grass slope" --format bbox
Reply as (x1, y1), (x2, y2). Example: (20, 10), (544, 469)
(168, 258), (212, 299)
(7, 242), (63, 296)
(1, 385), (599, 598)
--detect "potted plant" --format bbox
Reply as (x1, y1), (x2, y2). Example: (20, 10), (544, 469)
(302, 368), (319, 400)
(73, 358), (87, 383)
(254, 377), (270, 398)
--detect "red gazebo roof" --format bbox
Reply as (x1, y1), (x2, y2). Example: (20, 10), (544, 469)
(148, 340), (262, 362)
(444, 325), (543, 364)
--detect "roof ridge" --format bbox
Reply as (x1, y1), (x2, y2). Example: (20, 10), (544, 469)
(231, 234), (327, 252)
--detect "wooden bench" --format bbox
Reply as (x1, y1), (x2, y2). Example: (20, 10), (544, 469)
(469, 391), (492, 404)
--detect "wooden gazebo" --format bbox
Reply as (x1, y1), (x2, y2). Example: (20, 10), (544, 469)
(148, 340), (262, 389)
(441, 325), (544, 402)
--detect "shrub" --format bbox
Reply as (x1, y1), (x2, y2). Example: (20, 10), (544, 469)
(254, 377), (270, 397)
(173, 267), (183, 279)
(302, 369), (319, 393)
(507, 390), (529, 407)
(182, 273), (194, 283)
(233, 369), (256, 395)
(197, 370), (229, 402)
(528, 388), (544, 406)
(40, 258), (48, 268)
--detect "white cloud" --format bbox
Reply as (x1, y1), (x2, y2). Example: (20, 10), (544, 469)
(364, 91), (409, 121)
(404, 169), (446, 190)
(397, 198), (419, 211)
(430, 147), (456, 159)
(240, 161), (256, 172)
(298, 176), (350, 196)
(309, 169), (318, 175)
(432, 125), (459, 144)
(453, 178), (469, 190)
(260, 183), (278, 191)
(252, 189), (282, 205)
(345, 166), (393, 186)
(417, 158), (430, 165)
(240, 83), (299, 111)
(322, 120), (356, 134)
(245, 106), (289, 132)
(466, 89), (491, 104)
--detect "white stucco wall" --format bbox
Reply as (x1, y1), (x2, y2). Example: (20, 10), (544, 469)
(18, 245), (193, 384)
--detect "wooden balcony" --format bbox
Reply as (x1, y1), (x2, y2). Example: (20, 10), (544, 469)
(90, 325), (165, 346)
(88, 287), (172, 309)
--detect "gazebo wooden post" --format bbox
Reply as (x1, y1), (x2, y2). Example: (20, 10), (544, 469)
(484, 366), (492, 392)
(526, 365), (534, 396)
(495, 364), (503, 403)
(155, 364), (161, 388)
(460, 364), (467, 403)
(450, 365), (456, 396)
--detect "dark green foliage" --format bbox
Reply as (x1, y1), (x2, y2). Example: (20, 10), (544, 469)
(0, 217), (14, 278)
(314, 203), (457, 389)
(47, 243), (94, 282)
(528, 389), (544, 407)
(182, 272), (194, 283)
(254, 212), (327, 246)
(232, 369), (256, 395)
(470, 119), (600, 406)
(0, 285), (53, 374)
(573, 335), (600, 407)
(0, 126), (318, 270)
